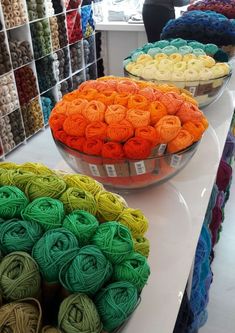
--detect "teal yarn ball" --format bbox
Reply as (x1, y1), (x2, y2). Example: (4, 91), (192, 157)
(63, 210), (99, 245)
(95, 281), (138, 332)
(153, 40), (169, 48)
(21, 197), (65, 230)
(170, 38), (187, 48)
(204, 43), (219, 55)
(162, 45), (178, 55)
(92, 222), (134, 264)
(0, 219), (43, 254)
(113, 252), (150, 292)
(60, 245), (113, 295)
(32, 228), (79, 283)
(0, 186), (29, 219)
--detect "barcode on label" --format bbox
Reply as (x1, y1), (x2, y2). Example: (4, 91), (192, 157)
(189, 87), (197, 96)
(105, 164), (117, 177)
(170, 155), (182, 168)
(158, 144), (167, 156)
(135, 161), (146, 175)
(89, 164), (100, 176)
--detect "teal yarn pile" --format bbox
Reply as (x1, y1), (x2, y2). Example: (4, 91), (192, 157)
(32, 228), (79, 283)
(0, 219), (43, 254)
(113, 252), (150, 292)
(21, 197), (65, 230)
(0, 186), (29, 219)
(59, 245), (113, 295)
(92, 222), (134, 264)
(95, 281), (138, 332)
(63, 210), (99, 245)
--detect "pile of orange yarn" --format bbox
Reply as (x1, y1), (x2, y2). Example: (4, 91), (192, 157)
(49, 76), (208, 159)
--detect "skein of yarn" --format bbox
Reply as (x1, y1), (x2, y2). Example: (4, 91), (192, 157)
(63, 174), (103, 195)
(0, 186), (29, 219)
(20, 162), (55, 175)
(133, 236), (150, 258)
(0, 169), (34, 191)
(117, 208), (149, 238)
(95, 191), (126, 221)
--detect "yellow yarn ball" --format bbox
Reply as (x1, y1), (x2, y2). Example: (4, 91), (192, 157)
(63, 174), (104, 196)
(133, 236), (150, 258)
(95, 191), (127, 222)
(117, 208), (149, 238)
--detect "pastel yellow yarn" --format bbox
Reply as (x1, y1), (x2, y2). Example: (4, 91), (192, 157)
(117, 208), (149, 238)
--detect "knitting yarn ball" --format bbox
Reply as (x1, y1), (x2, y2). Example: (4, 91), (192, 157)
(25, 175), (67, 201)
(21, 197), (65, 230)
(0, 169), (34, 191)
(117, 208), (149, 238)
(42, 326), (62, 333)
(0, 186), (29, 219)
(63, 174), (103, 195)
(0, 219), (43, 254)
(95, 281), (138, 332)
(0, 162), (19, 170)
(63, 210), (99, 245)
(32, 228), (79, 283)
(95, 191), (126, 221)
(60, 187), (97, 215)
(92, 222), (133, 263)
(113, 252), (150, 291)
(0, 298), (42, 332)
(123, 137), (152, 159)
(0, 251), (41, 301)
(133, 236), (150, 258)
(20, 162), (55, 175)
(58, 293), (102, 333)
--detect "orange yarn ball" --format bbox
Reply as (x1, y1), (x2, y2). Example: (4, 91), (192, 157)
(201, 116), (209, 130)
(78, 88), (98, 101)
(96, 90), (117, 105)
(114, 92), (130, 107)
(159, 92), (184, 115)
(83, 138), (103, 155)
(63, 90), (80, 101)
(82, 100), (106, 122)
(124, 137), (152, 159)
(102, 142), (124, 159)
(117, 80), (139, 94)
(85, 121), (107, 140)
(105, 79), (117, 90)
(128, 94), (149, 110)
(94, 80), (109, 92)
(52, 101), (70, 115)
(107, 120), (134, 142)
(167, 129), (194, 154)
(49, 113), (67, 131)
(69, 99), (89, 115)
(63, 114), (89, 136)
(181, 93), (198, 106)
(183, 121), (205, 142)
(149, 101), (167, 125)
(135, 126), (159, 147)
(78, 80), (97, 91)
(66, 136), (86, 151)
(126, 109), (150, 128)
(176, 102), (203, 124)
(155, 115), (181, 143)
(105, 105), (127, 124)
(53, 129), (68, 143)
(139, 87), (156, 102)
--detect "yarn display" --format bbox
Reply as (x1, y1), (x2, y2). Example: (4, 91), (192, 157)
(8, 38), (33, 70)
(36, 55), (56, 93)
(72, 71), (86, 89)
(26, 0), (46, 21)
(50, 16), (61, 51)
(0, 72), (19, 117)
(70, 41), (84, 73)
(117, 208), (149, 238)
(66, 10), (82, 44)
(81, 5), (95, 38)
(21, 98), (44, 138)
(133, 236), (150, 258)
(60, 187), (97, 214)
(55, 48), (70, 82)
(0, 32), (12, 76)
(57, 14), (68, 49)
(0, 186), (28, 219)
(51, 0), (63, 14)
(1, 0), (27, 29)
(30, 19), (52, 60)
(14, 65), (38, 105)
(188, 0), (235, 19)
(41, 92), (56, 125)
(63, 174), (104, 195)
(84, 35), (96, 65)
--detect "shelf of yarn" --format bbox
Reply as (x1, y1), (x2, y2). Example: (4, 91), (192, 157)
(188, 0), (235, 19)
(41, 88), (57, 125)
(0, 31), (12, 76)
(0, 72), (19, 118)
(1, 0), (28, 30)
(66, 9), (83, 44)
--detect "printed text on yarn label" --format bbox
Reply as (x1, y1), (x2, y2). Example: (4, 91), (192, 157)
(105, 165), (117, 177)
(135, 161), (146, 175)
(89, 164), (100, 176)
(170, 155), (182, 168)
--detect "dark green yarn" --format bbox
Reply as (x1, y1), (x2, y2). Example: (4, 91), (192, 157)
(0, 186), (29, 219)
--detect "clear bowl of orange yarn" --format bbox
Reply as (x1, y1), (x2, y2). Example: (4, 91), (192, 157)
(53, 134), (199, 191)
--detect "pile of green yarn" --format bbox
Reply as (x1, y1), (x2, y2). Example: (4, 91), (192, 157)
(0, 161), (151, 333)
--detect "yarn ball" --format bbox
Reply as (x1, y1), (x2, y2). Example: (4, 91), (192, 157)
(59, 245), (113, 295)
(95, 281), (138, 332)
(25, 175), (67, 201)
(92, 222), (134, 264)
(0, 162), (19, 170)
(106, 120), (134, 142)
(123, 137), (152, 159)
(117, 208), (149, 238)
(32, 228), (79, 283)
(63, 174), (103, 195)
(83, 138), (104, 156)
(0, 186), (29, 219)
(21, 197), (65, 230)
(167, 129), (194, 153)
(60, 187), (97, 215)
(113, 252), (150, 291)
(0, 218), (43, 254)
(95, 191), (126, 221)
(105, 104), (127, 124)
(20, 162), (55, 175)
(155, 115), (181, 143)
(133, 236), (150, 258)
(101, 142), (125, 159)
(0, 251), (41, 301)
(63, 210), (99, 245)
(41, 326), (62, 333)
(58, 293), (102, 333)
(0, 169), (34, 191)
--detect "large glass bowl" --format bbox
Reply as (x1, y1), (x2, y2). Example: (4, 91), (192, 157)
(53, 135), (200, 191)
(124, 67), (232, 109)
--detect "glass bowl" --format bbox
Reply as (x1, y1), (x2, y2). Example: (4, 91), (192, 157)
(124, 67), (232, 109)
(53, 135), (200, 192)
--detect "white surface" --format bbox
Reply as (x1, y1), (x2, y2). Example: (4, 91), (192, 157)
(97, 21), (145, 32)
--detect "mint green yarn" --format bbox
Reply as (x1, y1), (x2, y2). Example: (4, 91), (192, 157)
(153, 40), (169, 48)
(95, 281), (138, 332)
(178, 45), (193, 55)
(0, 219), (43, 254)
(170, 38), (187, 48)
(147, 47), (162, 57)
(32, 228), (79, 283)
(204, 43), (219, 55)
(113, 252), (150, 292)
(63, 210), (99, 245)
(59, 245), (113, 295)
(58, 293), (103, 333)
(0, 169), (34, 191)
(21, 197), (65, 231)
(60, 187), (97, 215)
(193, 48), (206, 56)
(188, 41), (205, 50)
(92, 222), (133, 264)
(0, 186), (29, 219)
(162, 45), (178, 55)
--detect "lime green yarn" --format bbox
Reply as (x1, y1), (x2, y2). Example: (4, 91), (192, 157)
(60, 187), (97, 215)
(63, 174), (104, 195)
(133, 237), (150, 258)
(58, 293), (103, 333)
(0, 162), (19, 169)
(0, 219), (43, 254)
(92, 222), (133, 264)
(0, 251), (41, 301)
(113, 252), (150, 292)
(0, 186), (29, 219)
(21, 197), (65, 230)
(0, 169), (35, 191)
(25, 175), (67, 201)
(20, 162), (55, 175)
(59, 245), (113, 295)
(32, 228), (79, 283)
(63, 210), (99, 245)
(95, 281), (138, 332)
(95, 191), (127, 222)
(117, 208), (149, 238)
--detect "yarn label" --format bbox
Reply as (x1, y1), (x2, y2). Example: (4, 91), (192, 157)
(158, 144), (167, 156)
(89, 164), (100, 177)
(170, 154), (182, 168)
(105, 165), (117, 177)
(189, 86), (197, 96)
(134, 161), (146, 175)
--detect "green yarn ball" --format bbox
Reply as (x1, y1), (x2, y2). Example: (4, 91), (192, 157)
(0, 169), (34, 191)
(92, 222), (134, 264)
(95, 281), (138, 332)
(63, 210), (99, 245)
(25, 175), (67, 201)
(0, 251), (41, 301)
(21, 197), (65, 231)
(0, 186), (29, 219)
(32, 228), (79, 283)
(0, 219), (43, 254)
(113, 252), (150, 292)
(58, 293), (103, 333)
(59, 245), (113, 295)
(60, 187), (97, 215)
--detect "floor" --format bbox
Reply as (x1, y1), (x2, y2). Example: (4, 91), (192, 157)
(3, 128), (235, 333)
